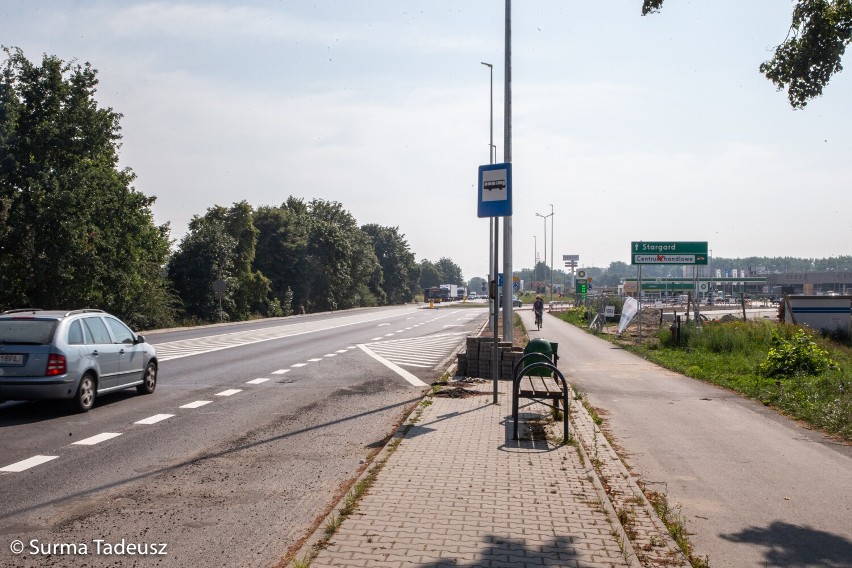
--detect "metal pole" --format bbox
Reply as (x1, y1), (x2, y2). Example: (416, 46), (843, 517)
(549, 203), (554, 302)
(481, 63), (499, 403)
(493, 218), (500, 403)
(481, 62), (494, 330)
(502, 0), (513, 344)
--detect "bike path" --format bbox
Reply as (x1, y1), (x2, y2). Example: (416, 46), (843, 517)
(526, 309), (852, 568)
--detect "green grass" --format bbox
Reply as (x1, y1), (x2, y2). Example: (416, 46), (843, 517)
(627, 320), (852, 441)
(555, 311), (851, 440)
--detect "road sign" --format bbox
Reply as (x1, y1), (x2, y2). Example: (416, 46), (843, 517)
(562, 254), (579, 261)
(212, 279), (227, 298)
(477, 163), (512, 218)
(575, 281), (587, 295)
(631, 241), (708, 265)
(577, 270), (586, 278)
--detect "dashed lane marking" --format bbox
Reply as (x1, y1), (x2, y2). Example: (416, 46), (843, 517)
(271, 369), (290, 375)
(1, 455), (59, 473)
(246, 378), (270, 385)
(135, 414), (174, 425)
(291, 363), (307, 368)
(153, 309), (419, 361)
(180, 400), (212, 409)
(73, 432), (122, 446)
(215, 389), (242, 397)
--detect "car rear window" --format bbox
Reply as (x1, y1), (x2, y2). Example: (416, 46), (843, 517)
(0, 319), (58, 345)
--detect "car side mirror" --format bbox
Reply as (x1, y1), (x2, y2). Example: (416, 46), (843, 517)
(135, 335), (145, 344)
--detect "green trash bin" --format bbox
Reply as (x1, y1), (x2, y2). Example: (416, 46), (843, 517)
(522, 338), (556, 377)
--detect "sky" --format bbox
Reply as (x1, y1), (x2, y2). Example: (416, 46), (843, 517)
(3, 1), (851, 282)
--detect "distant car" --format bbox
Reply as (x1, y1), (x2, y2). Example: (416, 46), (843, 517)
(0, 309), (157, 412)
(499, 295), (523, 308)
(468, 292), (478, 300)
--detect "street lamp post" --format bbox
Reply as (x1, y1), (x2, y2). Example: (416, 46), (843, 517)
(481, 62), (494, 332)
(548, 203), (554, 301)
(536, 208), (553, 299)
(533, 235), (537, 290)
(481, 61), (501, 404)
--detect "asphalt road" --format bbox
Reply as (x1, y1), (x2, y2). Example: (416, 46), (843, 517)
(524, 309), (852, 568)
(0, 304), (488, 567)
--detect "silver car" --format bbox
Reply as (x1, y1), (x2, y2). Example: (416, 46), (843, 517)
(0, 309), (157, 412)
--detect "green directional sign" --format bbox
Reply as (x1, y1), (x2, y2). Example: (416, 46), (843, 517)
(631, 241), (708, 265)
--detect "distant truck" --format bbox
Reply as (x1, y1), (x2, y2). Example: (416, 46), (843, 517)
(424, 287), (449, 303)
(440, 284), (459, 301)
(456, 287), (466, 300)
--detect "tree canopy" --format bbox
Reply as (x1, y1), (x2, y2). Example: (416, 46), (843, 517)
(0, 48), (174, 328)
(642, 0), (852, 108)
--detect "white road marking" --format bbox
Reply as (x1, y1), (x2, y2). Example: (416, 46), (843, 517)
(180, 400), (212, 409)
(371, 337), (384, 341)
(362, 332), (468, 370)
(357, 344), (428, 387)
(1, 455), (59, 473)
(291, 363), (307, 368)
(73, 432), (122, 445)
(324, 353), (337, 358)
(154, 309), (418, 361)
(377, 323), (390, 327)
(307, 358), (322, 362)
(335, 349), (348, 353)
(215, 389), (242, 397)
(246, 378), (270, 384)
(271, 369), (290, 375)
(135, 414), (174, 425)
(347, 346), (356, 349)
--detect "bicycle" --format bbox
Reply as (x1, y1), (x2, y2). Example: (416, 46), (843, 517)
(534, 309), (543, 330)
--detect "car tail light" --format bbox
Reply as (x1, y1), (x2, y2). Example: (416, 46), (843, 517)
(46, 354), (66, 376)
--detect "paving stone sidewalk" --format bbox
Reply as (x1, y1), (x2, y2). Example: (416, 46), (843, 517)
(294, 378), (658, 568)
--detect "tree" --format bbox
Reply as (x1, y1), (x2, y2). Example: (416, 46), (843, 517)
(0, 48), (174, 328)
(168, 217), (237, 322)
(253, 198), (382, 313)
(436, 257), (464, 286)
(362, 224), (420, 304)
(642, 0), (852, 108)
(419, 260), (443, 289)
(254, 199), (309, 313)
(168, 201), (271, 322)
(468, 276), (487, 295)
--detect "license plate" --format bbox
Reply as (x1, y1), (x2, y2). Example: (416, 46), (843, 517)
(0, 354), (24, 364)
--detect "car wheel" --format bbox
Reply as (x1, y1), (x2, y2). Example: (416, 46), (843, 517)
(74, 374), (96, 413)
(137, 361), (157, 395)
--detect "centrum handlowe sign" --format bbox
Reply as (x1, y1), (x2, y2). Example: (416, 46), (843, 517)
(631, 241), (708, 265)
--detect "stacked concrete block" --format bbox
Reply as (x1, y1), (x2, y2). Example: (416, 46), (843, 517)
(459, 336), (527, 380)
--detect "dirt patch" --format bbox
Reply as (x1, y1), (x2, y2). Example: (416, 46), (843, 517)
(434, 386), (491, 398)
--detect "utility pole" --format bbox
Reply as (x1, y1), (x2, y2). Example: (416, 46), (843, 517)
(502, 0), (513, 344)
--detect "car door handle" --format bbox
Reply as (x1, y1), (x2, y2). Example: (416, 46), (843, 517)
(91, 350), (99, 357)
(119, 349), (126, 355)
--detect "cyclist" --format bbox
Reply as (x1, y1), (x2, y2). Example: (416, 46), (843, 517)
(533, 295), (544, 330)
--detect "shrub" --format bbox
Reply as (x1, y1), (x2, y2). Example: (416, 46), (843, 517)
(758, 329), (838, 379)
